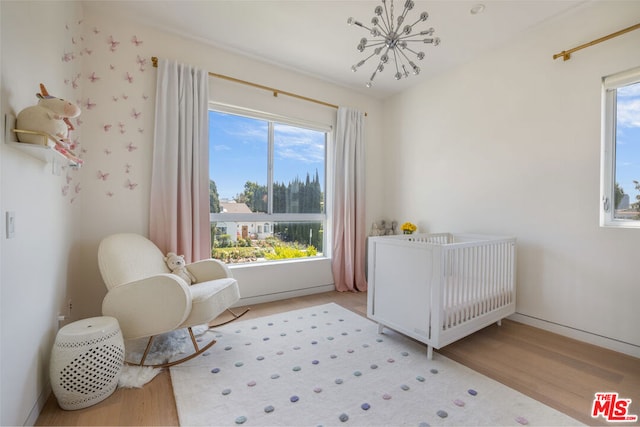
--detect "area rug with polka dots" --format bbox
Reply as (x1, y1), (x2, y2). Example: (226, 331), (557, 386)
(170, 303), (582, 426)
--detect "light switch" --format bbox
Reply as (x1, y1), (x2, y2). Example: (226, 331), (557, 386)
(6, 211), (15, 239)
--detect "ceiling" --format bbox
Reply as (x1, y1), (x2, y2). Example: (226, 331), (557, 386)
(86, 0), (586, 99)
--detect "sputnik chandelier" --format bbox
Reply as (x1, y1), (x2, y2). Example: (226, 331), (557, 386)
(348, 0), (440, 87)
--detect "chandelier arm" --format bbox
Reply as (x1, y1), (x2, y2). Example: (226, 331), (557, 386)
(398, 3), (411, 25)
(363, 41), (388, 48)
(402, 45), (421, 56)
(397, 31), (432, 41)
(396, 47), (414, 64)
(384, 0), (393, 33)
(391, 48), (401, 75)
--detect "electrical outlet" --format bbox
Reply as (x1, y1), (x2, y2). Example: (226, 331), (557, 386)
(68, 299), (73, 315)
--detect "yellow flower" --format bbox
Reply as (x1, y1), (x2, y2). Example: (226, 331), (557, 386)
(401, 222), (417, 232)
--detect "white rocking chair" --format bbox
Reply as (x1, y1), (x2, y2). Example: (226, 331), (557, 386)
(97, 233), (249, 368)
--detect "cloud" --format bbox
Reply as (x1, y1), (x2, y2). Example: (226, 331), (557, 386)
(274, 124), (324, 164)
(617, 98), (640, 128)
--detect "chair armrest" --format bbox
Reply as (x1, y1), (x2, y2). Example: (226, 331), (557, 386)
(102, 274), (192, 340)
(187, 259), (233, 283)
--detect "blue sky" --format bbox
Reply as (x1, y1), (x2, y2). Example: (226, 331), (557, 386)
(615, 82), (640, 205)
(209, 111), (326, 201)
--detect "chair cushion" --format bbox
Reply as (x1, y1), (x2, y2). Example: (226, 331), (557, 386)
(180, 278), (240, 328)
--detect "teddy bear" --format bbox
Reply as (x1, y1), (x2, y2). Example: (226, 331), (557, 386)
(164, 252), (196, 285)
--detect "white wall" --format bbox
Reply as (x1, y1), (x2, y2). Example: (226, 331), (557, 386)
(382, 1), (640, 356)
(0, 2), (83, 425)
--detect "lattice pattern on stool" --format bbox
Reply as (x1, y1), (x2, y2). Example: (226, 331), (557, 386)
(59, 344), (124, 396)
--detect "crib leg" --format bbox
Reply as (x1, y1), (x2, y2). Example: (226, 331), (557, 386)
(497, 319), (502, 326)
(377, 323), (384, 334)
(427, 345), (433, 360)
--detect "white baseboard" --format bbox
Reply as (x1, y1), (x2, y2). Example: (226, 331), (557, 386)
(509, 313), (640, 359)
(233, 284), (335, 307)
(25, 382), (51, 426)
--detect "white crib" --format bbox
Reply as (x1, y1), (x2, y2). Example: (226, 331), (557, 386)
(367, 233), (516, 359)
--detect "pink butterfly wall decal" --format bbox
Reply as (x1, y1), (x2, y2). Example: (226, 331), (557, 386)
(136, 55), (147, 71)
(97, 170), (110, 181)
(125, 72), (133, 83)
(88, 72), (100, 82)
(84, 99), (96, 110)
(125, 179), (138, 190)
(126, 142), (138, 152)
(131, 35), (143, 46)
(131, 109), (141, 119)
(108, 35), (120, 52)
(103, 124), (112, 132)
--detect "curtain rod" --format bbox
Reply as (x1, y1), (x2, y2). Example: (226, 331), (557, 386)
(553, 22), (640, 61)
(151, 56), (342, 111)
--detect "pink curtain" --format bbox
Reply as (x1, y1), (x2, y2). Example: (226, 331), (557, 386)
(150, 58), (210, 263)
(332, 107), (367, 292)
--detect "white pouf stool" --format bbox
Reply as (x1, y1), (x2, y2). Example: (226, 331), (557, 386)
(50, 316), (124, 410)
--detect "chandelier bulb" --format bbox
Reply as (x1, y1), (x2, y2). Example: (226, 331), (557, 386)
(417, 51), (425, 60)
(403, 25), (412, 35)
(375, 5), (383, 16)
(404, 0), (414, 10)
(394, 72), (402, 80)
(420, 12), (429, 21)
(366, 81), (373, 88)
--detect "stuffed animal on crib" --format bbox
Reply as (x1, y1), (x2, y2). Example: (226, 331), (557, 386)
(165, 252), (196, 285)
(16, 83), (81, 151)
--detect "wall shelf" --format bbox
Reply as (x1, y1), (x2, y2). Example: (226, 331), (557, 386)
(3, 114), (82, 169)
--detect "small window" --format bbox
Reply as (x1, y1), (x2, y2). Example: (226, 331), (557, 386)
(601, 66), (640, 228)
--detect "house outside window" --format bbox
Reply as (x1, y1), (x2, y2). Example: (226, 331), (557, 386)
(209, 106), (328, 263)
(601, 66), (640, 228)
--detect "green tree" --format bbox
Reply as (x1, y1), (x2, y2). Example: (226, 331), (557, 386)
(210, 180), (220, 213)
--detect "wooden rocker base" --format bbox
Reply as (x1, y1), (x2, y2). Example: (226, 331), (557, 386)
(126, 307), (251, 369)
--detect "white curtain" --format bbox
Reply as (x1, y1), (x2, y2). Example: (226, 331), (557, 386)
(150, 58), (210, 263)
(331, 107), (367, 292)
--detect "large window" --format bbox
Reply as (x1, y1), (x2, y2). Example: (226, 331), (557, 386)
(601, 66), (640, 228)
(209, 107), (329, 263)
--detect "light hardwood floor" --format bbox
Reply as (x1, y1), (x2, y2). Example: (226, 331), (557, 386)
(37, 291), (640, 426)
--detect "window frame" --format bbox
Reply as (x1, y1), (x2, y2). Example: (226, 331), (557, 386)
(600, 66), (640, 228)
(208, 102), (332, 259)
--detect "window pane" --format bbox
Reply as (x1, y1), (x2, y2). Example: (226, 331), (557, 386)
(209, 111), (268, 213)
(613, 81), (640, 220)
(273, 123), (325, 214)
